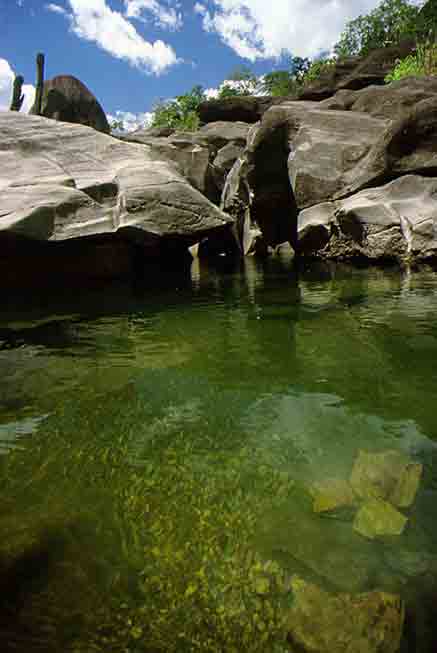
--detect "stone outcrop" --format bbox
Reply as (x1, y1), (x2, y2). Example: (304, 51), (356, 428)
(287, 576), (404, 653)
(299, 40), (416, 101)
(30, 75), (110, 134)
(298, 175), (437, 263)
(0, 112), (233, 286)
(198, 95), (288, 125)
(122, 120), (250, 205)
(222, 75), (437, 261)
(318, 75), (437, 120)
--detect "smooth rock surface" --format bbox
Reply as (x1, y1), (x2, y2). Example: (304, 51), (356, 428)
(122, 121), (250, 203)
(287, 576), (404, 653)
(0, 112), (232, 243)
(0, 112), (233, 284)
(310, 478), (356, 515)
(353, 499), (407, 539)
(299, 175), (437, 263)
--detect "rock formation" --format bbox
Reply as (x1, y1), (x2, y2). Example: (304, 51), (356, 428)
(0, 112), (233, 286)
(222, 75), (437, 262)
(30, 75), (110, 134)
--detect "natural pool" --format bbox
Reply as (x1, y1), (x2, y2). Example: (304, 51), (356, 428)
(1, 257), (437, 652)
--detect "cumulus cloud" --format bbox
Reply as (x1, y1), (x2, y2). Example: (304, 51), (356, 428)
(196, 0), (384, 60)
(124, 0), (183, 31)
(45, 3), (67, 14)
(107, 109), (154, 132)
(64, 0), (179, 74)
(0, 58), (35, 113)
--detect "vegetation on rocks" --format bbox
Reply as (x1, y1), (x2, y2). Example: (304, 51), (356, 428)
(151, 85), (205, 131)
(385, 41), (437, 81)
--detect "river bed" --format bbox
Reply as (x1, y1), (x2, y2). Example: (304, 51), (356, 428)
(1, 258), (437, 652)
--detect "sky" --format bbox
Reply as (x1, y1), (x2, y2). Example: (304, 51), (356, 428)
(0, 0), (406, 129)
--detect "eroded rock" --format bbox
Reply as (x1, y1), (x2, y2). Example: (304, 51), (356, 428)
(299, 175), (437, 263)
(310, 478), (356, 515)
(353, 499), (407, 539)
(287, 576), (404, 653)
(0, 112), (233, 285)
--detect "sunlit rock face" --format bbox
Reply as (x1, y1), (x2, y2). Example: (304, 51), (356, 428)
(0, 112), (233, 287)
(221, 76), (437, 261)
(298, 175), (437, 263)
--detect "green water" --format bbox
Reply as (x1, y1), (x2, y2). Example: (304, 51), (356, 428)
(1, 258), (437, 652)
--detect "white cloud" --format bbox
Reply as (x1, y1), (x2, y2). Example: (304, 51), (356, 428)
(65, 0), (179, 74)
(45, 3), (67, 14)
(0, 58), (35, 113)
(196, 0), (385, 60)
(124, 0), (183, 31)
(107, 109), (154, 132)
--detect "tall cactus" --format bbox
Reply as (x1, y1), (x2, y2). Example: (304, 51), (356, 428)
(34, 52), (45, 116)
(10, 75), (24, 111)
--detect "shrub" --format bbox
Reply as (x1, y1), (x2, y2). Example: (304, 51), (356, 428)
(385, 42), (437, 81)
(151, 85), (205, 132)
(301, 58), (336, 86)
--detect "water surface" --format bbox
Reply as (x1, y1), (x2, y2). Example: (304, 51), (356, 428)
(1, 258), (437, 652)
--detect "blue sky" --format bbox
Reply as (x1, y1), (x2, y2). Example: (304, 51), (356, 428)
(0, 0), (394, 123)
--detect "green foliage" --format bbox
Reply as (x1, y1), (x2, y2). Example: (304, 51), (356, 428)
(385, 41), (437, 81)
(288, 56), (312, 83)
(151, 85), (205, 132)
(217, 84), (248, 99)
(334, 0), (421, 57)
(260, 71), (297, 96)
(301, 58), (336, 85)
(417, 0), (437, 41)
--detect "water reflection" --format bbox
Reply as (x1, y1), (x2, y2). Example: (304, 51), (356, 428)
(1, 260), (437, 650)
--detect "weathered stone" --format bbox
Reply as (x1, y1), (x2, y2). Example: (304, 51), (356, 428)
(122, 121), (250, 203)
(287, 576), (404, 653)
(390, 462), (423, 509)
(224, 76), (437, 259)
(299, 175), (437, 263)
(198, 95), (288, 124)
(30, 75), (110, 134)
(311, 478), (356, 515)
(0, 112), (233, 285)
(350, 450), (410, 501)
(353, 499), (407, 539)
(197, 120), (250, 147)
(299, 40), (415, 101)
(120, 131), (211, 196)
(319, 76), (437, 121)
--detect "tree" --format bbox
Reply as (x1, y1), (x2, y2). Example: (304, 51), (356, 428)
(260, 71), (296, 96)
(151, 86), (206, 131)
(334, 0), (421, 57)
(217, 84), (246, 99)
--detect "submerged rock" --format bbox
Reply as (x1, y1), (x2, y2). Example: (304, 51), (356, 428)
(353, 498), (407, 539)
(310, 478), (356, 515)
(350, 449), (422, 506)
(287, 576), (404, 653)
